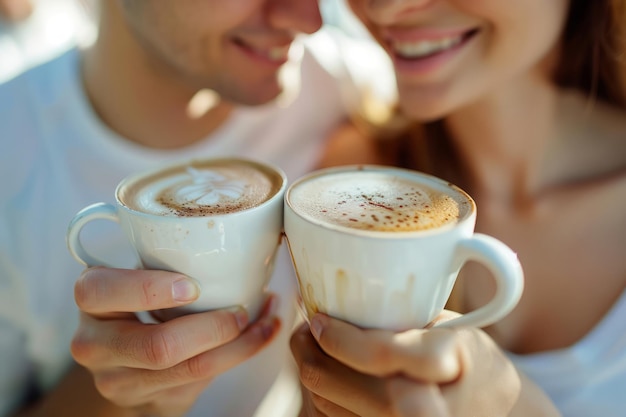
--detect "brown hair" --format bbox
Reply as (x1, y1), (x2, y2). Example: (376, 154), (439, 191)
(383, 0), (626, 179)
(556, 0), (626, 107)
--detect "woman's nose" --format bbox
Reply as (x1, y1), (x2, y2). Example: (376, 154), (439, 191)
(366, 0), (435, 24)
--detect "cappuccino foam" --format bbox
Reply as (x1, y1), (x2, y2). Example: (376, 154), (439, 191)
(289, 170), (468, 232)
(120, 159), (282, 216)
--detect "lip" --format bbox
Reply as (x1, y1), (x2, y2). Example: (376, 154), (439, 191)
(383, 26), (475, 42)
(230, 38), (292, 69)
(384, 27), (479, 77)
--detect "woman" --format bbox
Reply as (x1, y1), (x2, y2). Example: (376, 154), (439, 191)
(291, 0), (626, 415)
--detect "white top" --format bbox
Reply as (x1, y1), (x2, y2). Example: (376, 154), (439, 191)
(0, 28), (394, 416)
(508, 289), (626, 416)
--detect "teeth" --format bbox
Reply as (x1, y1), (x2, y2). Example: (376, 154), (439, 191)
(392, 35), (463, 58)
(239, 39), (292, 62)
(267, 45), (290, 61)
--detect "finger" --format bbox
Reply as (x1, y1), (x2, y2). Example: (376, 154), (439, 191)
(426, 309), (463, 328)
(137, 379), (211, 416)
(310, 393), (361, 417)
(310, 314), (461, 383)
(291, 324), (393, 417)
(72, 307), (249, 370)
(75, 267), (199, 317)
(93, 314), (281, 402)
(95, 372), (210, 413)
(388, 378), (451, 417)
(145, 314), (281, 393)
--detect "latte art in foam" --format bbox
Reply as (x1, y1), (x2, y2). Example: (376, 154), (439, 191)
(166, 168), (246, 206)
(289, 171), (469, 232)
(120, 159), (283, 217)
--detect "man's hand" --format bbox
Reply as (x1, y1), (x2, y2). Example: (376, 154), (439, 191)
(71, 267), (281, 417)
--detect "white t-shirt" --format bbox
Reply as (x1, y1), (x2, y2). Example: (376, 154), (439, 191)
(508, 289), (626, 417)
(0, 28), (394, 416)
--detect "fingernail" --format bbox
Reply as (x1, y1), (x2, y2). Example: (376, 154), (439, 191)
(258, 317), (280, 339)
(265, 294), (279, 316)
(226, 306), (249, 330)
(172, 278), (199, 302)
(310, 315), (323, 340)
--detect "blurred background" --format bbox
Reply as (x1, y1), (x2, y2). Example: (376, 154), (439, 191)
(0, 0), (96, 83)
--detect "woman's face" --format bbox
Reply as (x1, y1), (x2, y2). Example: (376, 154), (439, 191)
(348, 0), (569, 120)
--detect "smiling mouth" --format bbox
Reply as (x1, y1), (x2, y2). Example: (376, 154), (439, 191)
(233, 39), (291, 63)
(390, 29), (479, 60)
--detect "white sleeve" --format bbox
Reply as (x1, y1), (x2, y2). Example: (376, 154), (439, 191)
(0, 252), (33, 417)
(0, 320), (31, 417)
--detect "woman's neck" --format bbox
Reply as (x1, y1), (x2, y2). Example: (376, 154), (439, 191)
(442, 75), (560, 203)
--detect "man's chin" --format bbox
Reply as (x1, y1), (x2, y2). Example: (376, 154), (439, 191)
(238, 93), (282, 107)
(232, 87), (284, 107)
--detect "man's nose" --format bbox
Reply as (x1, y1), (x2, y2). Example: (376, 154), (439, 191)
(268, 0), (323, 34)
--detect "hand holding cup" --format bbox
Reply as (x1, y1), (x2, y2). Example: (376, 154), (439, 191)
(285, 165), (527, 416)
(290, 311), (522, 417)
(66, 157), (287, 414)
(67, 157), (287, 321)
(284, 165), (524, 331)
(71, 267), (281, 416)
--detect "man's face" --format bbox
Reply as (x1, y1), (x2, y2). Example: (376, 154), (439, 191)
(119, 0), (322, 105)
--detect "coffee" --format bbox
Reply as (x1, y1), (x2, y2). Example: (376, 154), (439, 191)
(283, 165), (523, 330)
(68, 157), (287, 321)
(288, 170), (471, 232)
(119, 158), (283, 217)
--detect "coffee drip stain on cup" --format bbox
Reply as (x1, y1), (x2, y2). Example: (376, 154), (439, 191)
(285, 165), (522, 330)
(299, 266), (420, 327)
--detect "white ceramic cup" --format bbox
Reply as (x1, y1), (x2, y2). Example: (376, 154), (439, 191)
(284, 165), (524, 330)
(67, 157), (287, 320)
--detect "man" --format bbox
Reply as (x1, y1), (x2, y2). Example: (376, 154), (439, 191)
(0, 1), (393, 416)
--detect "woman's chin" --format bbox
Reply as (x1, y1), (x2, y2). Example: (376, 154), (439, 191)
(398, 101), (449, 123)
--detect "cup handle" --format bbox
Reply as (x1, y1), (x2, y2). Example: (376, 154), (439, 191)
(435, 233), (524, 329)
(66, 202), (120, 267)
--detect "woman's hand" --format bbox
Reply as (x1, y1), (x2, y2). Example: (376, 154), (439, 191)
(291, 313), (530, 417)
(71, 267), (281, 417)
